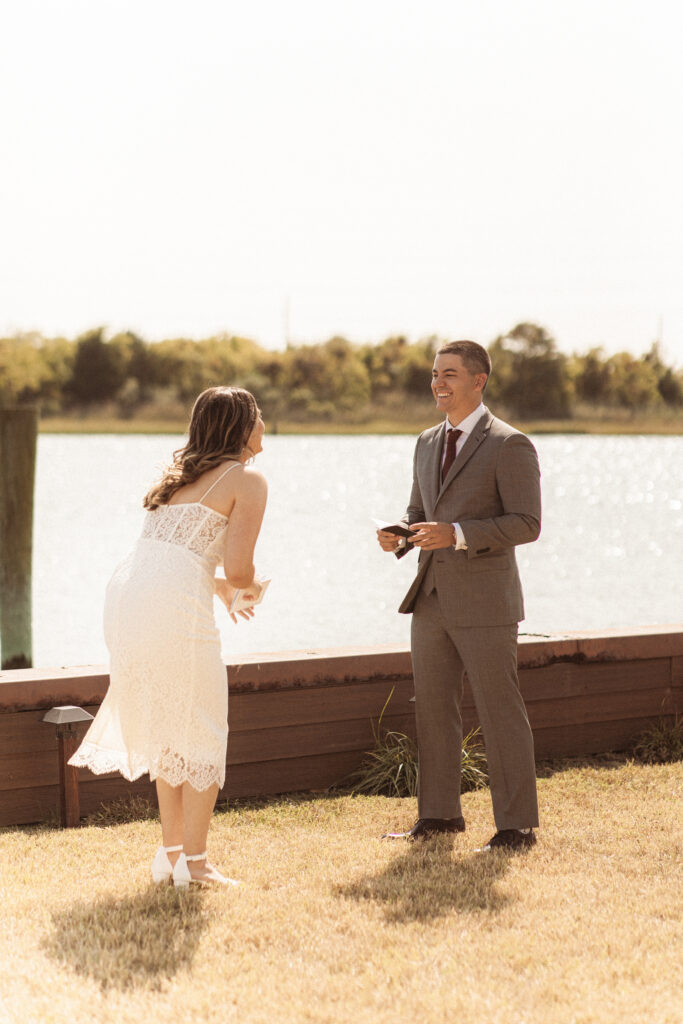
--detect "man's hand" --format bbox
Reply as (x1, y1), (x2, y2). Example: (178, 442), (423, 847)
(409, 521), (455, 549)
(377, 528), (403, 552)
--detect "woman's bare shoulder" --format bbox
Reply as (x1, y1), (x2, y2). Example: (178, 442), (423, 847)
(238, 464), (268, 496)
(215, 462), (267, 502)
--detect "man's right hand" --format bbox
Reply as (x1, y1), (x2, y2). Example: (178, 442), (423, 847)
(377, 529), (402, 552)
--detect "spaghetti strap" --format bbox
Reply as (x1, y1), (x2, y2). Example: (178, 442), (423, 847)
(198, 461), (241, 502)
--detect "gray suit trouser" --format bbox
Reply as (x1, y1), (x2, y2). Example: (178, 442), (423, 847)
(411, 588), (539, 830)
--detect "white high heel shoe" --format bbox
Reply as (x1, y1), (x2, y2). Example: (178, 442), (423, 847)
(151, 844), (183, 884)
(172, 851), (239, 889)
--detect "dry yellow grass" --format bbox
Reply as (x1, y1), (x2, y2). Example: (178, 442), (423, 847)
(1, 760), (681, 1024)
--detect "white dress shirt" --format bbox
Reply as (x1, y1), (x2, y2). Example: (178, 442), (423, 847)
(443, 404), (486, 550)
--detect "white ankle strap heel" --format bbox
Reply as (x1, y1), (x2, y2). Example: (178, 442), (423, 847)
(172, 851), (239, 888)
(172, 852), (193, 889)
(151, 844), (184, 884)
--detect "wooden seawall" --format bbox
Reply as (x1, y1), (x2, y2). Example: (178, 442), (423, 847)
(1, 626), (681, 827)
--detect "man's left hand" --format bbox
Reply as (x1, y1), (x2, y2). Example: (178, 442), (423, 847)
(409, 521), (455, 549)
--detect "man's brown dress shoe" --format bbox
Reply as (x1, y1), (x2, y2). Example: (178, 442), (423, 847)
(382, 817), (466, 839)
(476, 828), (536, 852)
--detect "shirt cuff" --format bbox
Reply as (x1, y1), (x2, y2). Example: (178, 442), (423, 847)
(452, 522), (467, 550)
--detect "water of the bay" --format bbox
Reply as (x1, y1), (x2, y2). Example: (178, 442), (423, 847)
(30, 433), (683, 668)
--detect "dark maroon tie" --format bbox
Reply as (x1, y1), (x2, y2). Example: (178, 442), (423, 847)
(441, 428), (462, 482)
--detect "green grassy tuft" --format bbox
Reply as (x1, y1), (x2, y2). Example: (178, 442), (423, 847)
(344, 688), (488, 797)
(632, 716), (683, 764)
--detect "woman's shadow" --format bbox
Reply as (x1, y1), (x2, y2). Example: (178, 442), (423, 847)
(338, 836), (516, 923)
(42, 885), (210, 991)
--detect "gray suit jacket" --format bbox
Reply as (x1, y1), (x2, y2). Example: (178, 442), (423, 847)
(398, 409), (541, 626)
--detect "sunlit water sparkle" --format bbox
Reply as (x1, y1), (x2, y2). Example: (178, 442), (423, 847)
(30, 433), (683, 667)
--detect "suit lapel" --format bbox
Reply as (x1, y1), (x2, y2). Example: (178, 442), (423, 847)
(421, 424), (445, 514)
(436, 410), (492, 500)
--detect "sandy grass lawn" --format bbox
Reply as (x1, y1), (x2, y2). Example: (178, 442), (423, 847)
(1, 760), (681, 1024)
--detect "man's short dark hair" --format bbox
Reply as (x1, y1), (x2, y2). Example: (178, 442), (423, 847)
(436, 340), (492, 381)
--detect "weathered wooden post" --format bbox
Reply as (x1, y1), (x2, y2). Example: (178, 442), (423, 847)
(0, 405), (38, 669)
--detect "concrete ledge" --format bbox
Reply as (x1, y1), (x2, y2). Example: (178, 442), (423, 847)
(1, 627), (681, 826)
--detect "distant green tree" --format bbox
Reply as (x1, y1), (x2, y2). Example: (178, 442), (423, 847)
(399, 338), (439, 396)
(282, 338), (370, 415)
(68, 329), (127, 403)
(109, 332), (153, 394)
(573, 347), (612, 404)
(320, 337), (371, 410)
(0, 334), (44, 404)
(607, 352), (661, 411)
(644, 342), (683, 406)
(488, 323), (572, 418)
(147, 334), (267, 402)
(656, 366), (683, 406)
(146, 338), (199, 394)
(360, 336), (409, 396)
(36, 337), (75, 411)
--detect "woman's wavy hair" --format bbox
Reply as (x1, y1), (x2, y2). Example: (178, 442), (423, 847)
(144, 386), (260, 510)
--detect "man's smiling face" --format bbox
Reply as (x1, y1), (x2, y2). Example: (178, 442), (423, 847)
(431, 353), (487, 424)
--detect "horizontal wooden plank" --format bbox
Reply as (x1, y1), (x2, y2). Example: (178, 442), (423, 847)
(0, 749), (59, 790)
(527, 688), (677, 731)
(0, 680), (413, 760)
(221, 749), (365, 799)
(0, 709), (58, 755)
(0, 710), (416, 792)
(532, 715), (673, 759)
(0, 783), (61, 827)
(0, 670), (110, 713)
(518, 659), (671, 702)
(0, 747), (154, 792)
(78, 775), (157, 813)
(228, 677), (415, 732)
(0, 777), (159, 827)
(518, 628), (683, 667)
(3, 715), (676, 827)
(228, 712), (416, 766)
(0, 708), (93, 756)
(671, 656), (683, 692)
(2, 752), (366, 825)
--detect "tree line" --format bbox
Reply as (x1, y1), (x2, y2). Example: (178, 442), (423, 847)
(1, 322), (681, 422)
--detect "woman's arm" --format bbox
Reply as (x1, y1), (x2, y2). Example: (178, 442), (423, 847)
(221, 467), (268, 589)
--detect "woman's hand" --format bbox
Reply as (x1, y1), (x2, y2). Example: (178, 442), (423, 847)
(214, 577), (257, 624)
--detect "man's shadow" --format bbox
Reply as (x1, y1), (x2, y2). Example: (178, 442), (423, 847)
(338, 837), (516, 924)
(42, 885), (209, 991)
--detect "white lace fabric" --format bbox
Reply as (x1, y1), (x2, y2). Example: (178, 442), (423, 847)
(141, 503), (228, 559)
(70, 742), (225, 792)
(69, 502), (231, 791)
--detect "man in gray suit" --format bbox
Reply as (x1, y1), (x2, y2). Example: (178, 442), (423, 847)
(377, 340), (541, 850)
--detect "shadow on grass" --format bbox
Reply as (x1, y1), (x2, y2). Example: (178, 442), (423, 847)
(535, 751), (634, 779)
(338, 837), (516, 923)
(42, 885), (210, 991)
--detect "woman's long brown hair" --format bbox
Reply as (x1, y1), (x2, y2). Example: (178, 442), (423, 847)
(143, 386), (259, 510)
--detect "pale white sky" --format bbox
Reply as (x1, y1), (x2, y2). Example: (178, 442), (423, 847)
(2, 0), (682, 363)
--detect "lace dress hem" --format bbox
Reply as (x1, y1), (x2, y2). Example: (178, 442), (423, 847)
(68, 741), (225, 791)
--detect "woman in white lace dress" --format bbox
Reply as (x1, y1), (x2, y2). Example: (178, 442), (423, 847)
(70, 386), (267, 887)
